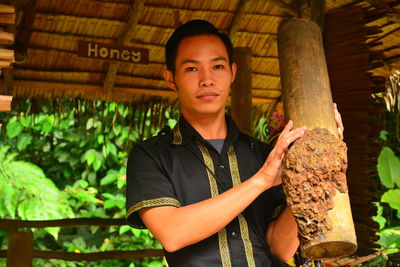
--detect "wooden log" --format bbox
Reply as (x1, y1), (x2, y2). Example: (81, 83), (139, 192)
(0, 13), (15, 24)
(0, 31), (13, 44)
(0, 4), (15, 13)
(6, 230), (33, 267)
(231, 47), (253, 136)
(0, 95), (12, 111)
(0, 48), (14, 61)
(278, 18), (357, 260)
(0, 60), (13, 68)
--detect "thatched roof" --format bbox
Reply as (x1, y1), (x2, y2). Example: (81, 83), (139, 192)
(0, 0), (398, 107)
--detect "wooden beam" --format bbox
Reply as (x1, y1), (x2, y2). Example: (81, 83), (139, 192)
(231, 47), (253, 136)
(103, 0), (144, 93)
(228, 0), (251, 43)
(0, 218), (126, 228)
(270, 0), (297, 17)
(16, 0), (38, 44)
(311, 0), (326, 30)
(0, 249), (164, 261)
(0, 95), (12, 111)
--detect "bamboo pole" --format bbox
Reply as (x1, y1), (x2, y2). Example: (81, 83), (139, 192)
(278, 18), (357, 260)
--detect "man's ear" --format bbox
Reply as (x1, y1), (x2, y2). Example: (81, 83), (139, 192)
(163, 69), (177, 91)
(231, 63), (237, 83)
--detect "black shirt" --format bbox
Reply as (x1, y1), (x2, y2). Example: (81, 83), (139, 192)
(126, 115), (288, 267)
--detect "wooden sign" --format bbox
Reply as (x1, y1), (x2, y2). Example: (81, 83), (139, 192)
(78, 41), (149, 64)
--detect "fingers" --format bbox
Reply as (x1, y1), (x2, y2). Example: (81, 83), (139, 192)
(333, 103), (344, 140)
(274, 123), (306, 156)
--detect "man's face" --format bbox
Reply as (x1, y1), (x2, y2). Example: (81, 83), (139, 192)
(163, 34), (236, 119)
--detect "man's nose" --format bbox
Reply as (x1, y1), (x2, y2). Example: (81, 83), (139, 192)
(199, 69), (215, 87)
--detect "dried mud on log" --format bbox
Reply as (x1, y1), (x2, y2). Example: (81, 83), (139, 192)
(282, 128), (348, 243)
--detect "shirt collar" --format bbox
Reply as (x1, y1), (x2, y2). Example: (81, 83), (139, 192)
(172, 114), (240, 146)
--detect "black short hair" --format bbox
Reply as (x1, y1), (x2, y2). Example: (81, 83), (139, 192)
(165, 19), (234, 72)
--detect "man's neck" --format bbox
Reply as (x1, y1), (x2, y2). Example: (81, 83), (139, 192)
(182, 111), (227, 140)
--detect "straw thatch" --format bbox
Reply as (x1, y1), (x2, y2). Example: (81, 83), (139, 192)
(0, 0), (398, 106)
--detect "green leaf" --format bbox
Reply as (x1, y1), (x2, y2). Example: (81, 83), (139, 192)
(41, 120), (53, 133)
(86, 118), (94, 130)
(107, 143), (117, 157)
(377, 226), (400, 248)
(97, 134), (104, 144)
(382, 189), (400, 210)
(16, 134), (33, 151)
(0, 161), (73, 221)
(379, 130), (389, 141)
(119, 225), (131, 235)
(372, 202), (387, 229)
(131, 228), (141, 237)
(81, 149), (96, 165)
(104, 199), (117, 209)
(100, 171), (118, 186)
(92, 157), (102, 172)
(20, 116), (30, 127)
(377, 147), (400, 188)
(147, 261), (163, 267)
(44, 227), (60, 240)
(6, 120), (23, 138)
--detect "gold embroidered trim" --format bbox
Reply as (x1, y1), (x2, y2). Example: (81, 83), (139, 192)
(197, 141), (232, 267)
(126, 197), (181, 218)
(172, 123), (182, 145)
(228, 145), (256, 267)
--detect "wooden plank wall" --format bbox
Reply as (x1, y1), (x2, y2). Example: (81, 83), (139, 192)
(325, 6), (385, 256)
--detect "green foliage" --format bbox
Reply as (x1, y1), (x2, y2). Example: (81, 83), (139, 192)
(0, 152), (73, 239)
(377, 147), (400, 188)
(0, 98), (177, 266)
(377, 226), (400, 253)
(373, 71), (400, 257)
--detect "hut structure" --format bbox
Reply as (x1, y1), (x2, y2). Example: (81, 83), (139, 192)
(0, 0), (399, 265)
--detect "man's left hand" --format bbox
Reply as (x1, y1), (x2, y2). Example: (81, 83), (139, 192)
(333, 103), (344, 140)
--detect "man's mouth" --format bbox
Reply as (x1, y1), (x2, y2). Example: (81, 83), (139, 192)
(197, 92), (219, 100)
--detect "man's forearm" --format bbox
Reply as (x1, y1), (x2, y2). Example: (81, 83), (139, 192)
(140, 172), (270, 252)
(266, 206), (299, 262)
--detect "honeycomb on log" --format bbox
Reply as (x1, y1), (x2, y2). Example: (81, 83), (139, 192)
(282, 128), (348, 243)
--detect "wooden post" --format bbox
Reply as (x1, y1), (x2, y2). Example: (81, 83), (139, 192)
(278, 19), (357, 260)
(7, 230), (33, 267)
(231, 47), (253, 136)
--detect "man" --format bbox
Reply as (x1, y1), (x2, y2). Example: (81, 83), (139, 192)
(126, 19), (344, 266)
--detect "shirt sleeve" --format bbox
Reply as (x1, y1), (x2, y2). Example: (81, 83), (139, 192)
(125, 142), (181, 229)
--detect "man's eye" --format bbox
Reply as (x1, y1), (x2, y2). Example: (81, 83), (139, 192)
(214, 64), (224, 69)
(186, 67), (197, 72)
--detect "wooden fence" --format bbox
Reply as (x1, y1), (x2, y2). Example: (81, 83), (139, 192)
(0, 218), (163, 266)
